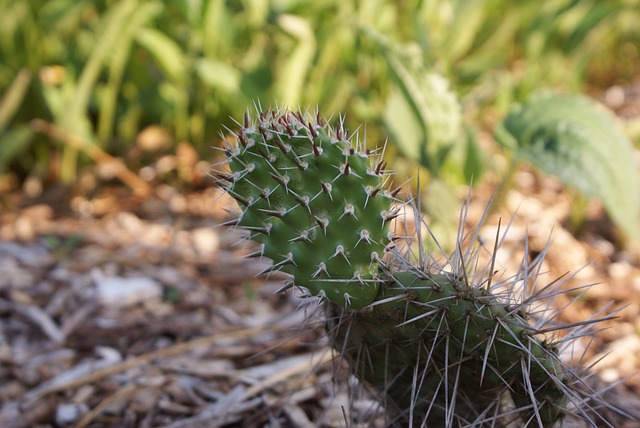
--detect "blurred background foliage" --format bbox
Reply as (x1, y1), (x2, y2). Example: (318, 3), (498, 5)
(1, 0), (639, 235)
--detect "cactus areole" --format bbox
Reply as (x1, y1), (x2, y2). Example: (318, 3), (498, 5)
(216, 108), (609, 427)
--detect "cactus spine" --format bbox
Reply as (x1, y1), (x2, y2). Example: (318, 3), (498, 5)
(216, 108), (613, 427)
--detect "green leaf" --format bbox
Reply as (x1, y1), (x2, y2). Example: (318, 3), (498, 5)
(274, 14), (315, 106)
(384, 86), (428, 167)
(495, 92), (640, 238)
(0, 69), (32, 132)
(98, 1), (162, 144)
(135, 27), (188, 83)
(0, 125), (33, 173)
(368, 29), (461, 175)
(195, 58), (241, 94)
(68, 0), (140, 137)
(422, 178), (461, 252)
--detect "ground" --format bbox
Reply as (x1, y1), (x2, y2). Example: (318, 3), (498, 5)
(1, 167), (640, 427)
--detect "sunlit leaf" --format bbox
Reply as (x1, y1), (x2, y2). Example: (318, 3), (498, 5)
(274, 14), (315, 106)
(495, 92), (640, 238)
(373, 33), (462, 175)
(135, 27), (188, 83)
(195, 59), (241, 94)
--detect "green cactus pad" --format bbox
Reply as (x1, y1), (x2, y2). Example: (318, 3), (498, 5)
(218, 109), (392, 308)
(328, 271), (570, 426)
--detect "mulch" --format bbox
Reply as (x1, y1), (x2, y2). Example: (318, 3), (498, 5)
(1, 171), (640, 427)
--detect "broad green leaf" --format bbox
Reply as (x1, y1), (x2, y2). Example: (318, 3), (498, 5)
(381, 53), (462, 175)
(495, 93), (640, 238)
(364, 27), (461, 175)
(384, 86), (427, 166)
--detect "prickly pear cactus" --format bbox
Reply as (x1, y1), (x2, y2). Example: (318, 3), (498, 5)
(217, 109), (394, 309)
(215, 108), (614, 427)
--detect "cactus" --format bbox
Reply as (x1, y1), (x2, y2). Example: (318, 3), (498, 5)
(215, 107), (616, 427)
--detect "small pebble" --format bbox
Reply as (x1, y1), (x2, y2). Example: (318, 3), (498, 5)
(191, 227), (220, 255)
(96, 276), (162, 307)
(55, 402), (89, 425)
